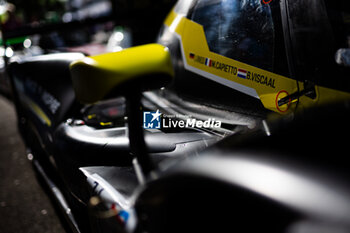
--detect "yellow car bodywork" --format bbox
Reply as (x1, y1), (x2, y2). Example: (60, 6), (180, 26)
(164, 9), (350, 114)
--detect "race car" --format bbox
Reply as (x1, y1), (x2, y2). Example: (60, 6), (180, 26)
(7, 0), (350, 232)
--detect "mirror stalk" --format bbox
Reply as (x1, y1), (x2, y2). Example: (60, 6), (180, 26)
(126, 93), (155, 179)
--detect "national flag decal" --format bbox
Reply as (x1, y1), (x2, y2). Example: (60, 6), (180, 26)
(189, 53), (195, 59)
(205, 58), (212, 67)
(237, 68), (247, 79)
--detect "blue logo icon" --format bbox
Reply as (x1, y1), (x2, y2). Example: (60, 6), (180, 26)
(143, 110), (161, 129)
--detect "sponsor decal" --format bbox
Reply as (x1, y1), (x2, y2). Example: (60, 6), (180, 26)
(275, 90), (291, 112)
(262, 0), (272, 4)
(41, 91), (61, 114)
(118, 210), (130, 223)
(143, 109), (221, 129)
(24, 79), (61, 114)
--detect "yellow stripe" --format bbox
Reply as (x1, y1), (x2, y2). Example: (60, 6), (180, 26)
(100, 122), (112, 126)
(88, 114), (96, 119)
(164, 8), (177, 28)
(21, 95), (52, 127)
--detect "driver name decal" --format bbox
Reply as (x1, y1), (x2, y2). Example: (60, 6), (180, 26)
(247, 71), (275, 88)
(190, 53), (275, 88)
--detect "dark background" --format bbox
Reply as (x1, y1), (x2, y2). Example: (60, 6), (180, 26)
(1, 0), (176, 47)
(0, 0), (176, 232)
(0, 95), (66, 233)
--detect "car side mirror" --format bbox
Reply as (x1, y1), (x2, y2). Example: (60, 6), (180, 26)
(70, 43), (174, 104)
(335, 48), (350, 67)
(70, 43), (174, 180)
